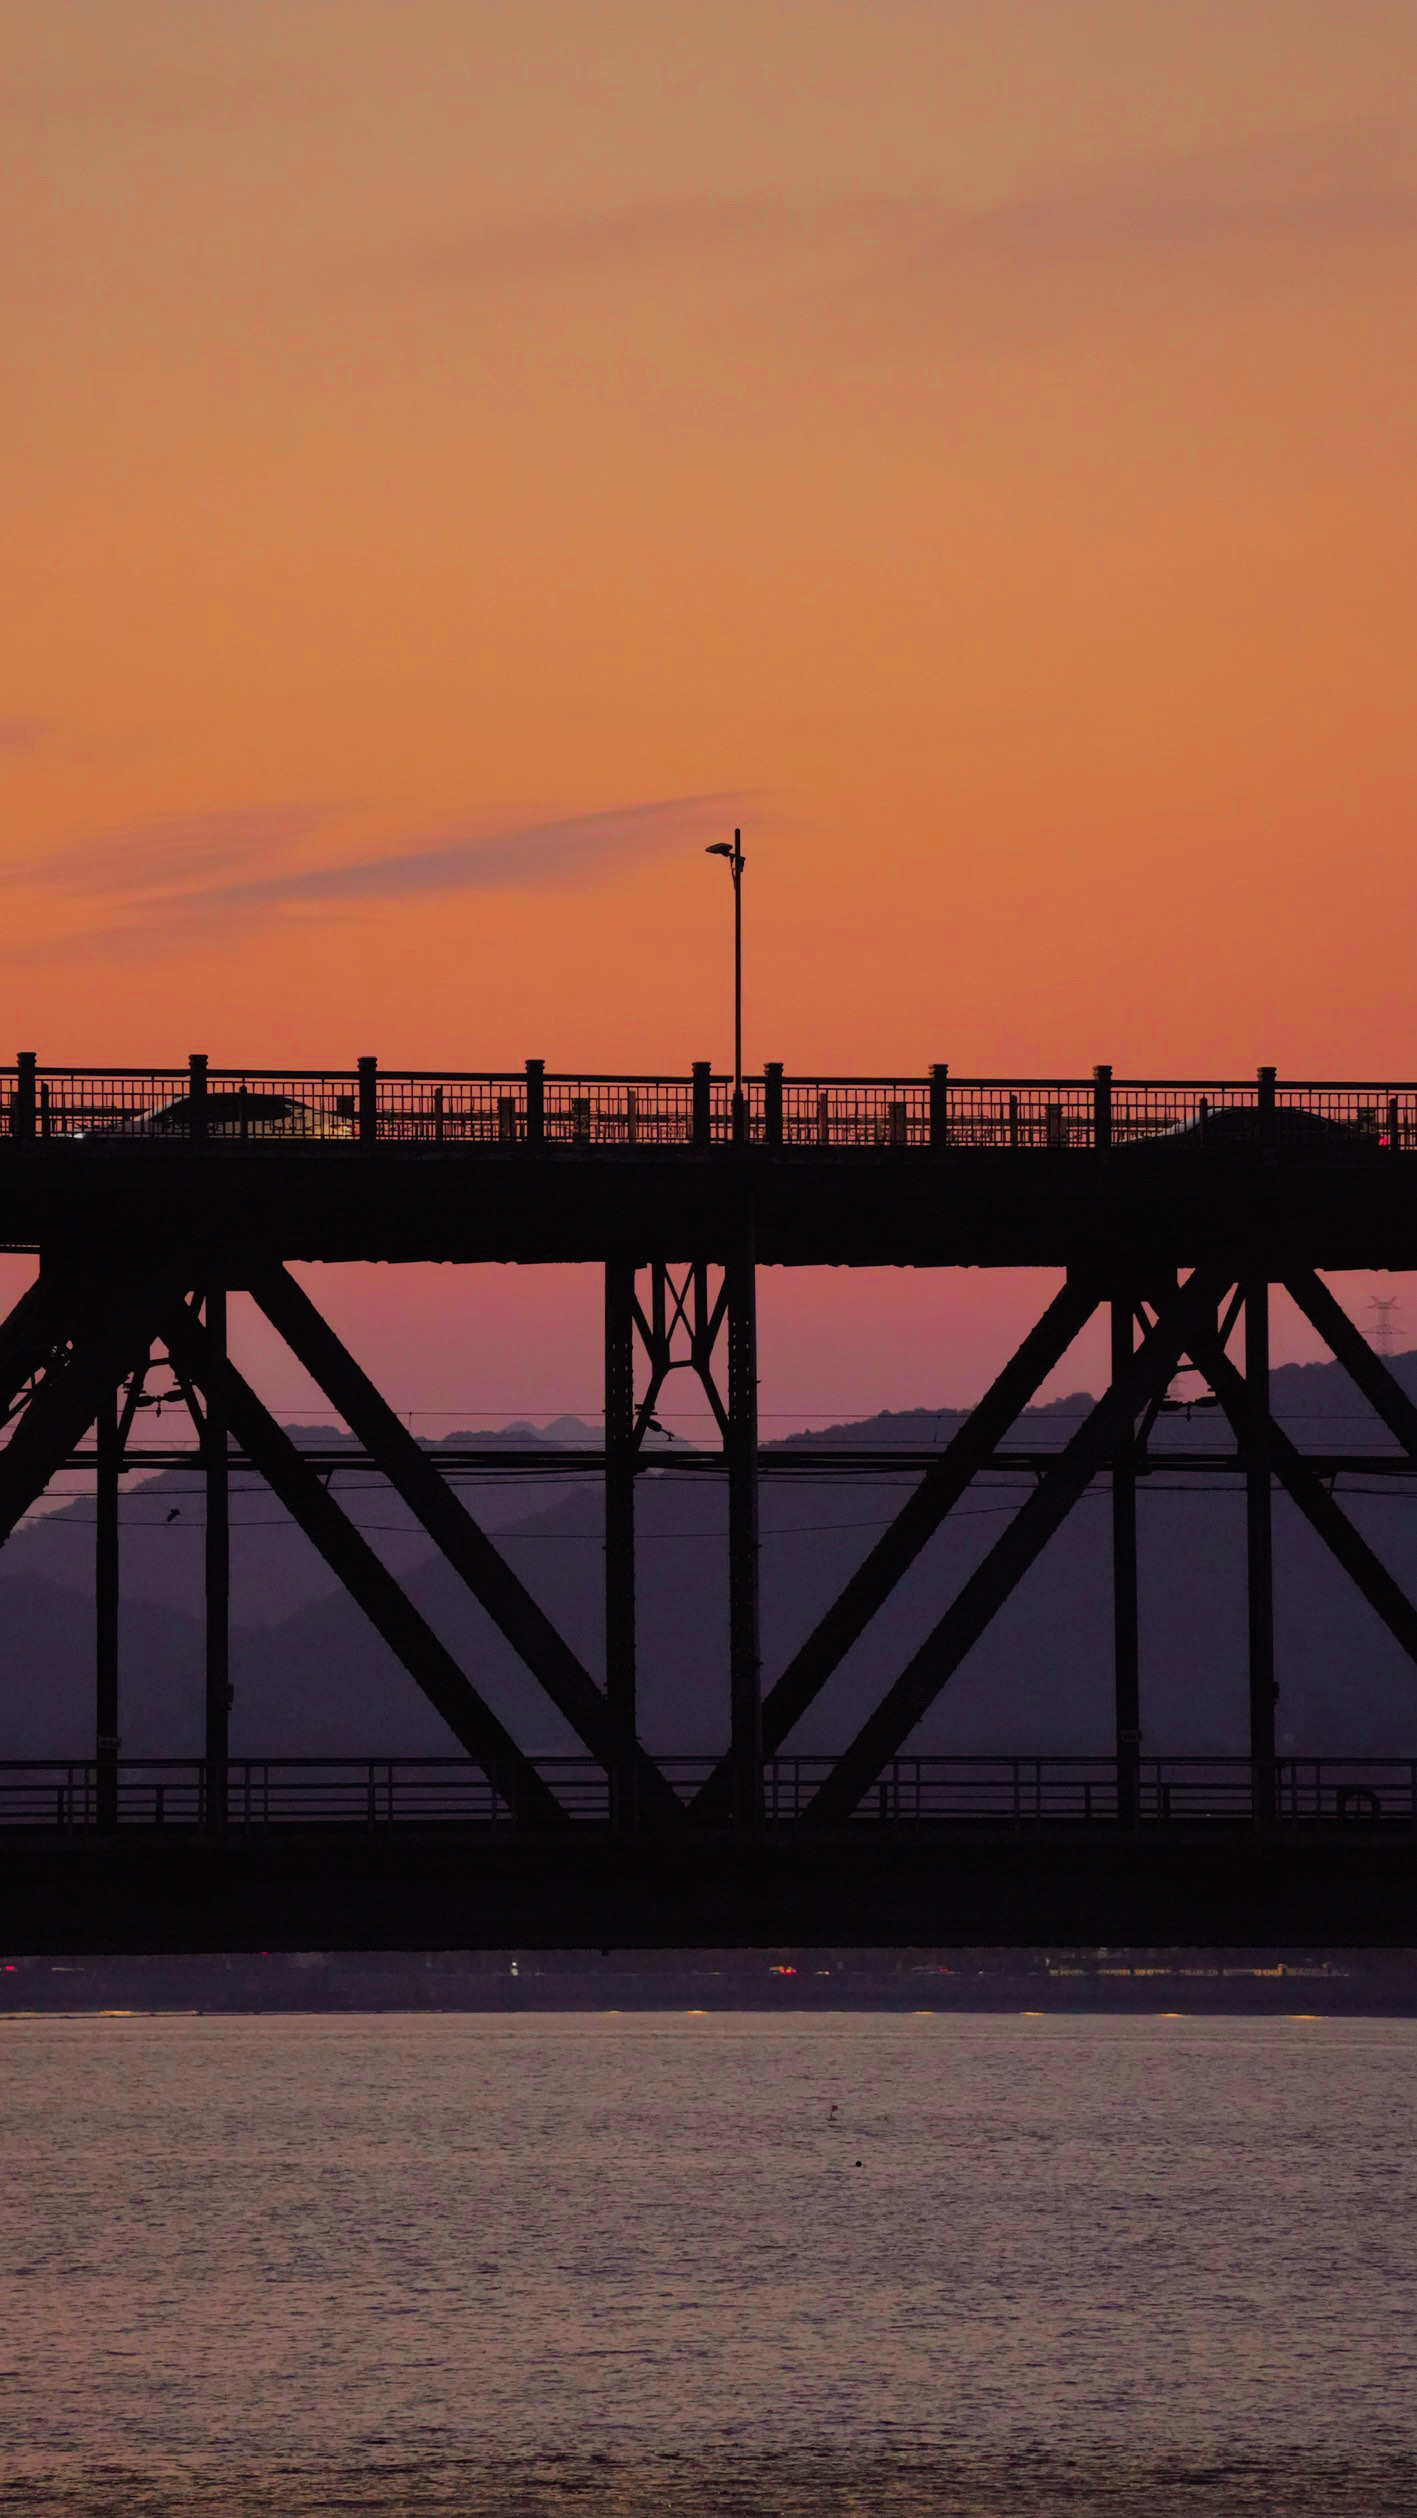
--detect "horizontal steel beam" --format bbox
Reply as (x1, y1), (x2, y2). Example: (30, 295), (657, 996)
(9, 1146), (1417, 1273)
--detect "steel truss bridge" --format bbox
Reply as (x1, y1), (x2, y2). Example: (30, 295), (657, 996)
(4, 1055), (1417, 1951)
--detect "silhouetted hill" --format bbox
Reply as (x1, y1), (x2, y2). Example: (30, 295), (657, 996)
(773, 1347), (1417, 1452)
(6, 1419), (598, 1630)
(3, 1363), (1416, 1761)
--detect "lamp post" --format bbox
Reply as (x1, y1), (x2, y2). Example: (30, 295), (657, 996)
(705, 828), (745, 1141)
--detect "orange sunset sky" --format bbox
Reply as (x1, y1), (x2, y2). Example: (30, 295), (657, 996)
(3, 4), (1416, 1421)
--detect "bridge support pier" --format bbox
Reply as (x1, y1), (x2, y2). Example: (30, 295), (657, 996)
(204, 1288), (230, 1832)
(604, 1260), (637, 1825)
(1111, 1293), (1141, 1826)
(1245, 1277), (1277, 1817)
(726, 1225), (762, 1829)
(95, 1382), (119, 1830)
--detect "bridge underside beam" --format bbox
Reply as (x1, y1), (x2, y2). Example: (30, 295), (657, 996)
(689, 1271), (1101, 1825)
(248, 1267), (681, 1828)
(161, 1300), (569, 1829)
(801, 1268), (1230, 1828)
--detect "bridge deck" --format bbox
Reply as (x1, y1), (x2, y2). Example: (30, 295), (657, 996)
(5, 1062), (1417, 1266)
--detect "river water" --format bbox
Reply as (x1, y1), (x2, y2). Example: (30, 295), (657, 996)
(1, 2012), (1414, 2514)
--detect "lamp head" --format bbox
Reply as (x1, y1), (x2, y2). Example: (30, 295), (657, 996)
(705, 843), (733, 859)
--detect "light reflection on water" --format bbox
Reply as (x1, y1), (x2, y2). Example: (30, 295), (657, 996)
(1, 2013), (1414, 2515)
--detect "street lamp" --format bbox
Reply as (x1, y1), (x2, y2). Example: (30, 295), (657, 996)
(705, 828), (745, 1140)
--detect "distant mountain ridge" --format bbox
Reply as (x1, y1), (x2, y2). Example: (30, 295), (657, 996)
(3, 1352), (1416, 1763)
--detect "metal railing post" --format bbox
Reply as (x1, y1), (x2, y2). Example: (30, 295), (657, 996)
(692, 1062), (711, 1148)
(188, 1053), (208, 1144)
(1093, 1064), (1112, 1157)
(929, 1063), (949, 1149)
(525, 1058), (544, 1146)
(1257, 1065), (1277, 1161)
(14, 1052), (36, 1141)
(764, 1062), (783, 1148)
(357, 1056), (379, 1145)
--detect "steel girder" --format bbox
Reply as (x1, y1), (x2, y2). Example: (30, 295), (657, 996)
(799, 1268), (1230, 1827)
(162, 1299), (568, 1828)
(249, 1265), (683, 1829)
(689, 1271), (1102, 1826)
(1184, 1308), (1417, 1674)
(0, 1276), (169, 1547)
(1284, 1271), (1417, 1459)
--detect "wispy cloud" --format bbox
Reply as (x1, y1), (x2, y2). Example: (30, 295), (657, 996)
(899, 119), (1417, 266)
(0, 718), (45, 754)
(5, 792), (749, 957)
(159, 793), (748, 928)
(22, 802), (340, 897)
(380, 119), (1417, 300)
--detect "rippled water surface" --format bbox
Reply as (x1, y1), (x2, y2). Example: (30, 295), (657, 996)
(2, 2012), (1415, 2514)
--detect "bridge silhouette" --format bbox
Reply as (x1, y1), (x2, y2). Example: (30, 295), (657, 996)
(3, 1055), (1417, 1951)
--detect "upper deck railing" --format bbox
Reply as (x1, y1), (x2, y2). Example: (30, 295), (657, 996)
(4, 1058), (1416, 1155)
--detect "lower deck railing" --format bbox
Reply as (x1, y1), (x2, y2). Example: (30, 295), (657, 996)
(2, 1754), (1415, 1830)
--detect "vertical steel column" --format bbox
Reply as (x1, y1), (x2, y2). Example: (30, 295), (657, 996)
(205, 1286), (230, 1831)
(726, 1219), (762, 1827)
(1245, 1276), (1277, 1815)
(95, 1384), (120, 1828)
(1111, 1294), (1141, 1825)
(604, 1258), (637, 1824)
